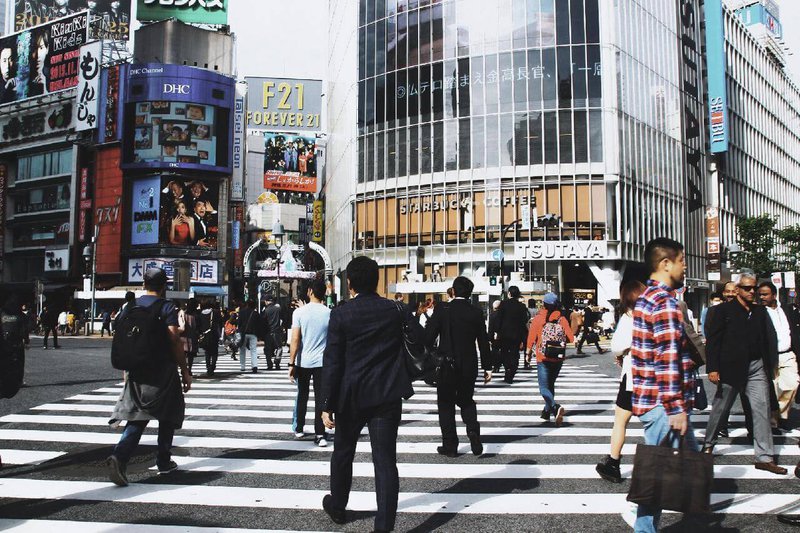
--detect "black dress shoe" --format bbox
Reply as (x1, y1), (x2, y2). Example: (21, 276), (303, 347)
(777, 513), (800, 526)
(794, 462), (799, 479)
(467, 432), (483, 456)
(322, 494), (346, 524)
(717, 428), (729, 438)
(436, 446), (458, 458)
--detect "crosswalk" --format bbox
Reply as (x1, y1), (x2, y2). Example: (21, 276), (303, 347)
(1, 353), (799, 531)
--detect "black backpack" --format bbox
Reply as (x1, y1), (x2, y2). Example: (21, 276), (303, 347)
(0, 312), (26, 399)
(111, 300), (170, 371)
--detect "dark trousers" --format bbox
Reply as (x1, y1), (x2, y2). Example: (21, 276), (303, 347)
(576, 334), (602, 353)
(112, 419), (175, 467)
(293, 366), (324, 436)
(264, 332), (281, 368)
(330, 400), (402, 532)
(437, 373), (479, 450)
(205, 342), (218, 372)
(498, 343), (521, 383)
(101, 323), (112, 337)
(43, 325), (59, 348)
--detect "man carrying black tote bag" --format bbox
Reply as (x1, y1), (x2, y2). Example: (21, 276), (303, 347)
(627, 238), (703, 532)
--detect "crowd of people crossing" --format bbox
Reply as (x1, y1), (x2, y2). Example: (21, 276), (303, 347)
(1, 235), (799, 531)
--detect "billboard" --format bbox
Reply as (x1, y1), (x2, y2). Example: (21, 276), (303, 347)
(14, 1), (131, 40)
(130, 176), (221, 249)
(0, 11), (89, 107)
(705, 0), (729, 154)
(230, 83), (245, 201)
(137, 0), (228, 25)
(122, 64), (234, 174)
(263, 132), (318, 193)
(245, 77), (323, 133)
(1, 100), (73, 142)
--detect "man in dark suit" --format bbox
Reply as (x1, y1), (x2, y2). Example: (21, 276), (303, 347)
(192, 200), (212, 247)
(703, 272), (785, 475)
(320, 256), (414, 532)
(424, 276), (492, 457)
(489, 285), (529, 383)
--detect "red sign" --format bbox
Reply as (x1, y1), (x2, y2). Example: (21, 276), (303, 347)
(80, 168), (89, 200)
(79, 209), (87, 241)
(233, 205), (244, 268)
(264, 170), (317, 193)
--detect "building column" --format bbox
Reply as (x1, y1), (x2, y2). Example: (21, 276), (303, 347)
(587, 261), (621, 309)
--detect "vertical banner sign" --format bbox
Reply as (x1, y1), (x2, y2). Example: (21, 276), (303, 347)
(677, 0), (705, 212)
(0, 165), (6, 270)
(312, 200), (323, 243)
(79, 168), (90, 241)
(705, 0), (728, 153)
(103, 65), (121, 142)
(231, 84), (246, 201)
(232, 205), (244, 268)
(705, 207), (721, 281)
(76, 40), (102, 132)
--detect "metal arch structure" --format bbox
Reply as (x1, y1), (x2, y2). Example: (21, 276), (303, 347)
(243, 238), (267, 278)
(308, 242), (333, 275)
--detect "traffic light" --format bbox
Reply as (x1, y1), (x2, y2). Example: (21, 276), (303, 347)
(489, 276), (497, 287)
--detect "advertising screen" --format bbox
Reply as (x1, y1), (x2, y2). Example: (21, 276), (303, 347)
(131, 175), (220, 249)
(137, 0), (227, 25)
(129, 101), (219, 168)
(14, 1), (131, 40)
(0, 11), (89, 107)
(245, 77), (323, 133)
(263, 132), (317, 193)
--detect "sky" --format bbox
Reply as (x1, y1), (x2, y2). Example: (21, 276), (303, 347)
(230, 0), (328, 80)
(777, 0), (800, 85)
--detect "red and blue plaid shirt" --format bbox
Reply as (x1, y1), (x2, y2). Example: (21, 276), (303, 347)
(630, 280), (695, 416)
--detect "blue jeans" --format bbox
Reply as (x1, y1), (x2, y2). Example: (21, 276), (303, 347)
(239, 333), (259, 370)
(112, 420), (175, 467)
(634, 405), (698, 533)
(537, 361), (563, 414)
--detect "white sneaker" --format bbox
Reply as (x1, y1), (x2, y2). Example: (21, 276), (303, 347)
(294, 432), (304, 439)
(315, 436), (328, 447)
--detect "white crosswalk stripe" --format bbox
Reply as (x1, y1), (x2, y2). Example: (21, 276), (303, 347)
(1, 354), (798, 531)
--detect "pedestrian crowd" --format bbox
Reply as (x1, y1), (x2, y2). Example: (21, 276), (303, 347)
(2, 234), (799, 532)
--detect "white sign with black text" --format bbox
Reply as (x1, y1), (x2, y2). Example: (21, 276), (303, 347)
(515, 240), (609, 261)
(76, 40), (102, 132)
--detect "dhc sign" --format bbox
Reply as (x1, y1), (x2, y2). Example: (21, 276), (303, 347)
(163, 83), (190, 95)
(705, 0), (729, 153)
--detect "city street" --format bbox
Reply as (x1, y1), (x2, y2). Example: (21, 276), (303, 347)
(0, 338), (798, 532)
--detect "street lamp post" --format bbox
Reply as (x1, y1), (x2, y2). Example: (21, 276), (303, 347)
(82, 227), (99, 334)
(499, 219), (521, 298)
(272, 220), (286, 312)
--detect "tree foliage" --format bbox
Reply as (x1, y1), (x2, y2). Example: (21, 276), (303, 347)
(732, 215), (778, 278)
(776, 224), (800, 273)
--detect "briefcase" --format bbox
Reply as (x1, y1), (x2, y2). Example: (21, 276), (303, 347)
(627, 430), (713, 514)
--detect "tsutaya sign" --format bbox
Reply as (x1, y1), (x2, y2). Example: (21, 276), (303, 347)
(515, 240), (608, 261)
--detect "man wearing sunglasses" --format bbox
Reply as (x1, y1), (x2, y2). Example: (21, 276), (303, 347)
(702, 271), (785, 474)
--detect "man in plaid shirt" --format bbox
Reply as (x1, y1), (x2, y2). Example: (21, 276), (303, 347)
(629, 238), (697, 532)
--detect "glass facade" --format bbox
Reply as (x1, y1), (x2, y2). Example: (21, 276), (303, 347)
(355, 0), (612, 268)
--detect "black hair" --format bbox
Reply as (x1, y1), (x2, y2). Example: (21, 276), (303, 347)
(346, 256), (379, 294)
(309, 278), (327, 300)
(246, 299), (257, 309)
(508, 286), (521, 299)
(452, 276), (474, 298)
(709, 291), (723, 300)
(644, 237), (684, 274)
(758, 281), (777, 295)
(125, 291), (135, 303)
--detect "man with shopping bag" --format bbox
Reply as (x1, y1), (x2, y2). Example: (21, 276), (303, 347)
(627, 238), (701, 532)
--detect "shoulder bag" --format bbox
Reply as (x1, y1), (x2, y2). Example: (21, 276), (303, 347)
(393, 301), (436, 381)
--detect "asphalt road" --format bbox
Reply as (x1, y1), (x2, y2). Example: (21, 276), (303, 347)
(0, 338), (798, 532)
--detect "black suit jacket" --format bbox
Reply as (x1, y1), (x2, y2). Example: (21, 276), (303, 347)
(424, 299), (492, 375)
(321, 293), (414, 414)
(193, 213), (208, 244)
(706, 299), (778, 389)
(777, 304), (800, 356)
(490, 298), (529, 346)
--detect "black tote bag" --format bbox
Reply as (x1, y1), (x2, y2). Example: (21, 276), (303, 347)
(627, 430), (714, 514)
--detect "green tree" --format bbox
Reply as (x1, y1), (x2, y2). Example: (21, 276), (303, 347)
(732, 214), (779, 277)
(777, 223), (800, 273)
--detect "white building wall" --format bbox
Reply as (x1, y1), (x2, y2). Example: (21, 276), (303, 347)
(323, 0), (360, 273)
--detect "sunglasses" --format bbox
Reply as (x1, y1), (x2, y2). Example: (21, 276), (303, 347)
(738, 285), (757, 292)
